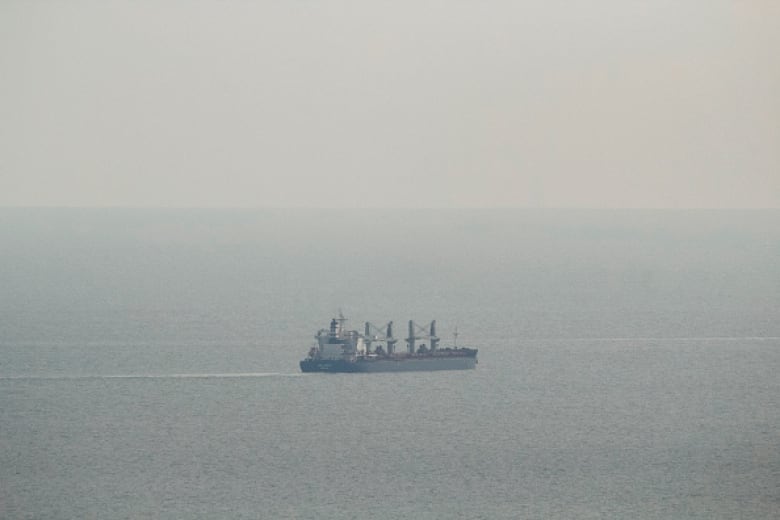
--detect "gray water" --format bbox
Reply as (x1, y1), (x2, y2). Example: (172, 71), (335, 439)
(1, 209), (778, 519)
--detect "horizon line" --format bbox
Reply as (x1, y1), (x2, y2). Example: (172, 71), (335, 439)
(1, 205), (778, 211)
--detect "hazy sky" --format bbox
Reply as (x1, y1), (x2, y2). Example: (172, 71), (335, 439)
(1, 1), (778, 208)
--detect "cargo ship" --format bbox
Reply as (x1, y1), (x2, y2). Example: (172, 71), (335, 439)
(300, 315), (477, 373)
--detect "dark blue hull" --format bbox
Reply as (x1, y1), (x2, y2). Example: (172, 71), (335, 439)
(300, 351), (477, 373)
(299, 359), (364, 372)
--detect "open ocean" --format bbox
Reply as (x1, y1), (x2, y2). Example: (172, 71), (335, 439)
(1, 209), (778, 519)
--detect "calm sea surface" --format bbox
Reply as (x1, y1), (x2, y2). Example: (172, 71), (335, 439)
(1, 209), (778, 519)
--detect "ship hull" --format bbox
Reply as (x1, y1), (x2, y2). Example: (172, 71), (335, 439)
(300, 354), (477, 373)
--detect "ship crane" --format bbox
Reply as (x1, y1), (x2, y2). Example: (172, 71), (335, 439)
(364, 321), (398, 354)
(406, 320), (439, 354)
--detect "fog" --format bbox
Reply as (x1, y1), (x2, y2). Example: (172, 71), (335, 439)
(1, 1), (778, 208)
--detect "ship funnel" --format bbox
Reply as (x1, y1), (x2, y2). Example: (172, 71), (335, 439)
(330, 318), (337, 336)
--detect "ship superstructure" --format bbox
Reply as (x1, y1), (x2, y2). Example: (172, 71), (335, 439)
(300, 315), (477, 372)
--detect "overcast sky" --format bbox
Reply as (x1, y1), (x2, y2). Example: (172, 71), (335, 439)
(1, 1), (778, 208)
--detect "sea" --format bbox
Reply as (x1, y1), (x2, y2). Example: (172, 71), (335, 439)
(1, 208), (778, 519)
